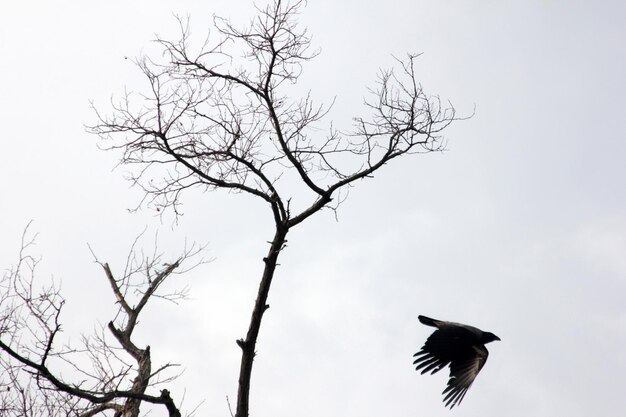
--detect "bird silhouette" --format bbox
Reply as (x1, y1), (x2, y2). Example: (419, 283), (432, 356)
(413, 315), (500, 409)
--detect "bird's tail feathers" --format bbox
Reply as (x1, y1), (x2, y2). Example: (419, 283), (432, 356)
(418, 315), (441, 327)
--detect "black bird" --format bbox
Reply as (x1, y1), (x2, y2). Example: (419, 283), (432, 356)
(413, 315), (500, 409)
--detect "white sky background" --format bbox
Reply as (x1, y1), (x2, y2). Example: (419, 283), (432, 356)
(1, 0), (626, 416)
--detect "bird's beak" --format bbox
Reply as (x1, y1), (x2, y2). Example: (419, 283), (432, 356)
(495, 335), (501, 341)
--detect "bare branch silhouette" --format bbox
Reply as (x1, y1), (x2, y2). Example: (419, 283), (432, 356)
(88, 2), (460, 417)
(1, 1), (461, 416)
(0, 224), (206, 417)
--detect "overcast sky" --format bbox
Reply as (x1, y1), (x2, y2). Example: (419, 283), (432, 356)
(1, 1), (626, 416)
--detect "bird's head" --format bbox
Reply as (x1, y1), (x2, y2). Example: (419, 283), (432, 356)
(482, 332), (501, 344)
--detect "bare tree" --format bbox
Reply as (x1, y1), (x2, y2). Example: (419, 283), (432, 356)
(1, 0), (459, 416)
(89, 1), (458, 416)
(0, 224), (204, 417)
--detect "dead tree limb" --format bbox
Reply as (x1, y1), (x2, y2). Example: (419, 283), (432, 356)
(0, 226), (204, 417)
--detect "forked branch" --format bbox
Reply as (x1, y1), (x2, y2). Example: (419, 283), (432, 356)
(0, 226), (205, 417)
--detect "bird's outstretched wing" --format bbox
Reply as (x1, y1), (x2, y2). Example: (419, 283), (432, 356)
(413, 326), (472, 375)
(442, 344), (489, 409)
(414, 332), (452, 374)
(413, 326), (490, 408)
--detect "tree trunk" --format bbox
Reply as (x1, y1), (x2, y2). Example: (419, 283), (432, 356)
(235, 226), (288, 417)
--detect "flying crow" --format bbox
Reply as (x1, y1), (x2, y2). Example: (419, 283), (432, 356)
(413, 315), (500, 409)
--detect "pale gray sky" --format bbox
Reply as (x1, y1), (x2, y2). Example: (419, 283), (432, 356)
(1, 1), (626, 416)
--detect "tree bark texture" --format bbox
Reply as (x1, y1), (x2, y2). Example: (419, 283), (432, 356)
(235, 226), (288, 417)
